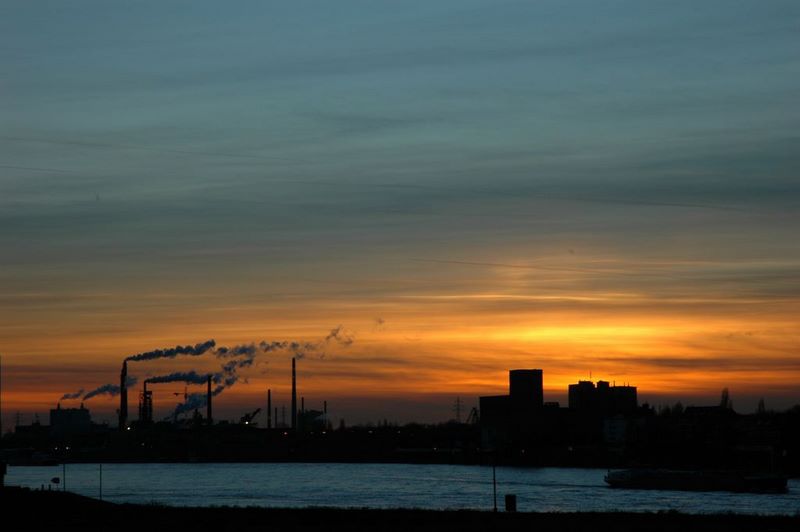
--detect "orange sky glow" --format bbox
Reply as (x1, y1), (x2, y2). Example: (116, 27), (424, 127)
(4, 280), (798, 426)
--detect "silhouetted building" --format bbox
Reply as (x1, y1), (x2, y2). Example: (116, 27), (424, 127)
(568, 380), (637, 416)
(611, 385), (637, 415)
(298, 409), (327, 432)
(510, 369), (543, 406)
(479, 395), (512, 446)
(480, 368), (544, 447)
(568, 381), (596, 411)
(50, 403), (91, 437)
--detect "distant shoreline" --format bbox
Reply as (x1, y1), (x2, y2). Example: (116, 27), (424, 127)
(3, 486), (799, 532)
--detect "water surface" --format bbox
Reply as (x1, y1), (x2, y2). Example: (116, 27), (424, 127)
(7, 463), (799, 515)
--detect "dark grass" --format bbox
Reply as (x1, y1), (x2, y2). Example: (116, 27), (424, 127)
(3, 487), (798, 532)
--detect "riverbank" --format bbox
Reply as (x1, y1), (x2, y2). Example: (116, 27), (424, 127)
(3, 486), (798, 532)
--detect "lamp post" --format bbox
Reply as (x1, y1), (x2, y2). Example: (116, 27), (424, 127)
(492, 457), (497, 512)
(60, 444), (70, 492)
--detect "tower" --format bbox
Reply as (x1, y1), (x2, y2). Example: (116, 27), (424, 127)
(291, 358), (297, 430)
(267, 388), (272, 429)
(119, 361), (128, 430)
(206, 374), (213, 425)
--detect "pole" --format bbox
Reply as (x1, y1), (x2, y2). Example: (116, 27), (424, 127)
(63, 461), (66, 492)
(492, 457), (497, 512)
(99, 463), (103, 501)
(267, 389), (272, 429)
(291, 358), (297, 430)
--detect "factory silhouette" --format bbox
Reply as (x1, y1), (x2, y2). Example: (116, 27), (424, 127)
(125, 357), (329, 432)
(4, 357), (799, 475)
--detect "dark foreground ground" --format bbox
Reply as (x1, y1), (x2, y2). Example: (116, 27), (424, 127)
(2, 486), (798, 532)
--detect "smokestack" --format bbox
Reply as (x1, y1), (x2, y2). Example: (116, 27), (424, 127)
(139, 381), (153, 425)
(119, 361), (128, 430)
(207, 374), (213, 426)
(267, 389), (272, 429)
(291, 357), (297, 430)
(301, 397), (305, 414)
(324, 400), (327, 415)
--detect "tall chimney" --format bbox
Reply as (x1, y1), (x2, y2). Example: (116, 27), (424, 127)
(291, 357), (297, 430)
(207, 374), (213, 426)
(119, 361), (128, 431)
(141, 381), (147, 423)
(267, 389), (272, 429)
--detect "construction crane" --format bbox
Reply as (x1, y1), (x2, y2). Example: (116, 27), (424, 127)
(239, 408), (261, 425)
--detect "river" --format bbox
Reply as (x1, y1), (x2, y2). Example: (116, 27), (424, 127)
(6, 463), (799, 515)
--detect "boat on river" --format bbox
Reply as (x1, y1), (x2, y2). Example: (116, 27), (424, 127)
(604, 468), (788, 493)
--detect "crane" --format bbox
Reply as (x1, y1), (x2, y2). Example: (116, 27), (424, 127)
(239, 408), (261, 425)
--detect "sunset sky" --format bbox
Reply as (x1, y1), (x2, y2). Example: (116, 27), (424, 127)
(1, 1), (799, 428)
